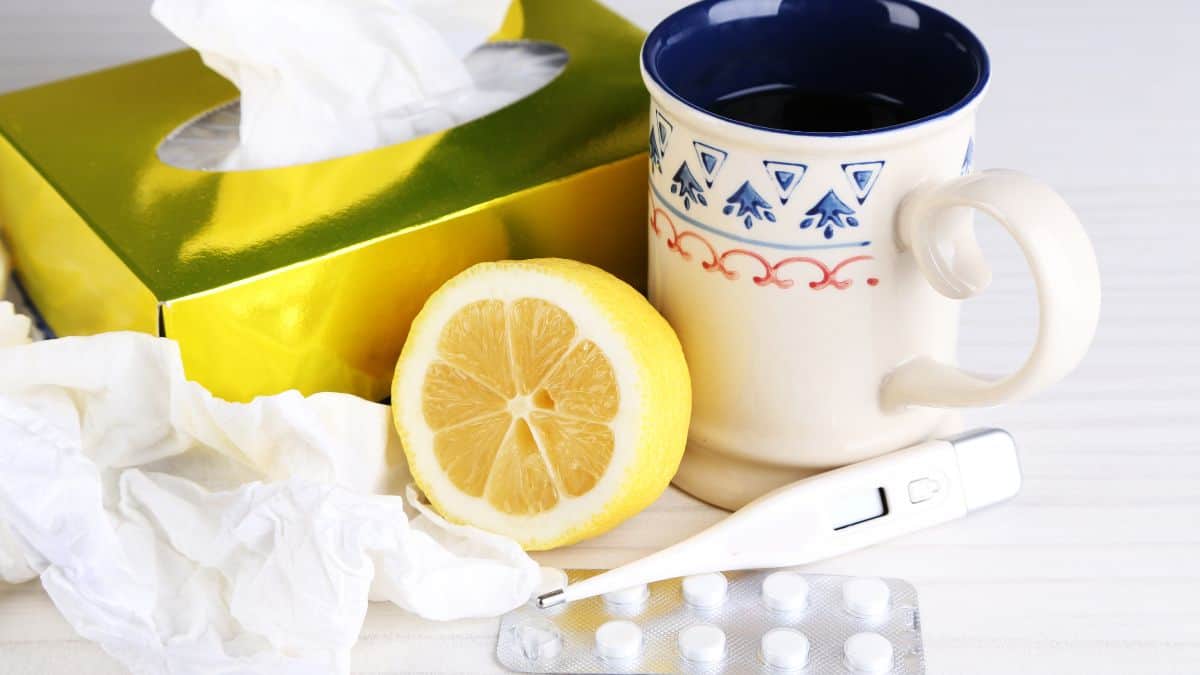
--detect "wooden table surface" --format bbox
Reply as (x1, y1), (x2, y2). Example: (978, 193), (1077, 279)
(1, 0), (1197, 673)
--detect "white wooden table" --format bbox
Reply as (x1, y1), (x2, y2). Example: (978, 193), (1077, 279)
(1, 0), (1197, 672)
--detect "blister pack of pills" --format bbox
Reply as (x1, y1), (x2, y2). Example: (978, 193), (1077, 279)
(497, 569), (924, 673)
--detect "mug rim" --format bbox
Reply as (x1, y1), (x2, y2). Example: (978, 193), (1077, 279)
(641, 0), (991, 140)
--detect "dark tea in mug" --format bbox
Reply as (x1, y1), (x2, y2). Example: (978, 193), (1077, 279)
(706, 86), (922, 133)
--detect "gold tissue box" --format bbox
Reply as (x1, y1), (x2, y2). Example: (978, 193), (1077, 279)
(0, 0), (648, 402)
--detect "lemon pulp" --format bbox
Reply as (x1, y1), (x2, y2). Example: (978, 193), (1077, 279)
(422, 298), (619, 515)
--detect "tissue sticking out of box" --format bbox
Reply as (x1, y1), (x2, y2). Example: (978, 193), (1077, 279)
(0, 247), (32, 347)
(152, 0), (568, 170)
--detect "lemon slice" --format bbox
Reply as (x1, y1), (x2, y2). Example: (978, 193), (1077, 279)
(392, 259), (691, 550)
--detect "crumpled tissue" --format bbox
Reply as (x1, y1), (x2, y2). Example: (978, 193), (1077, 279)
(151, 0), (542, 170)
(0, 293), (540, 672)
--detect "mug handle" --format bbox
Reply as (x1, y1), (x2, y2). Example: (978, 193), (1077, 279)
(881, 169), (1101, 410)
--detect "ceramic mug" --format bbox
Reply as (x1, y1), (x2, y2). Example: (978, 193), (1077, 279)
(642, 0), (1101, 509)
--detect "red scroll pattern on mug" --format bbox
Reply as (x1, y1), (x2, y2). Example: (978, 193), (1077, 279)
(650, 207), (879, 290)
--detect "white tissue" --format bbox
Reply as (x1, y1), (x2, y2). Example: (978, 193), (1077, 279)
(0, 316), (540, 673)
(0, 250), (32, 347)
(151, 0), (513, 169)
(0, 300), (31, 349)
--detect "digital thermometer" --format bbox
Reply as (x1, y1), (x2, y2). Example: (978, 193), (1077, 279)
(537, 428), (1020, 608)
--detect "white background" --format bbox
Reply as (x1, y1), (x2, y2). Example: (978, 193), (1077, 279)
(1, 0), (1198, 673)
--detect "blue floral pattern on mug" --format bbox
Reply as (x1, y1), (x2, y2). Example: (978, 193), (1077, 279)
(800, 190), (859, 239)
(670, 161), (707, 209)
(722, 181), (775, 229)
(647, 107), (890, 252)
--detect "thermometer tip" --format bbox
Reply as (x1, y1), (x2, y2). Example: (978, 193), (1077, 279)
(536, 589), (566, 609)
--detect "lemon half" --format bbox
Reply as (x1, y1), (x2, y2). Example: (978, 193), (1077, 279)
(392, 259), (690, 550)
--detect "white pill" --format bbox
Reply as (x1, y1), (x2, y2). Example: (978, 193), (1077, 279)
(843, 632), (894, 673)
(603, 583), (649, 606)
(595, 620), (642, 660)
(682, 572), (728, 608)
(761, 571), (809, 612)
(842, 577), (891, 619)
(677, 624), (725, 663)
(760, 628), (810, 670)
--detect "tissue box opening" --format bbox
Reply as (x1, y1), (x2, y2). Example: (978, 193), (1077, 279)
(0, 0), (650, 403)
(158, 41), (570, 171)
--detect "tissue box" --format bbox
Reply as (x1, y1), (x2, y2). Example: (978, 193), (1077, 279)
(0, 0), (648, 402)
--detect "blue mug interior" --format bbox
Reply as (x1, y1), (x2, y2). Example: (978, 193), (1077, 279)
(643, 0), (989, 135)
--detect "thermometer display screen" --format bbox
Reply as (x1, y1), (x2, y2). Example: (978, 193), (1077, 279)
(830, 487), (890, 531)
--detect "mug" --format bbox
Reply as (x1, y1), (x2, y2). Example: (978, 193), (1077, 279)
(641, 0), (1101, 509)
